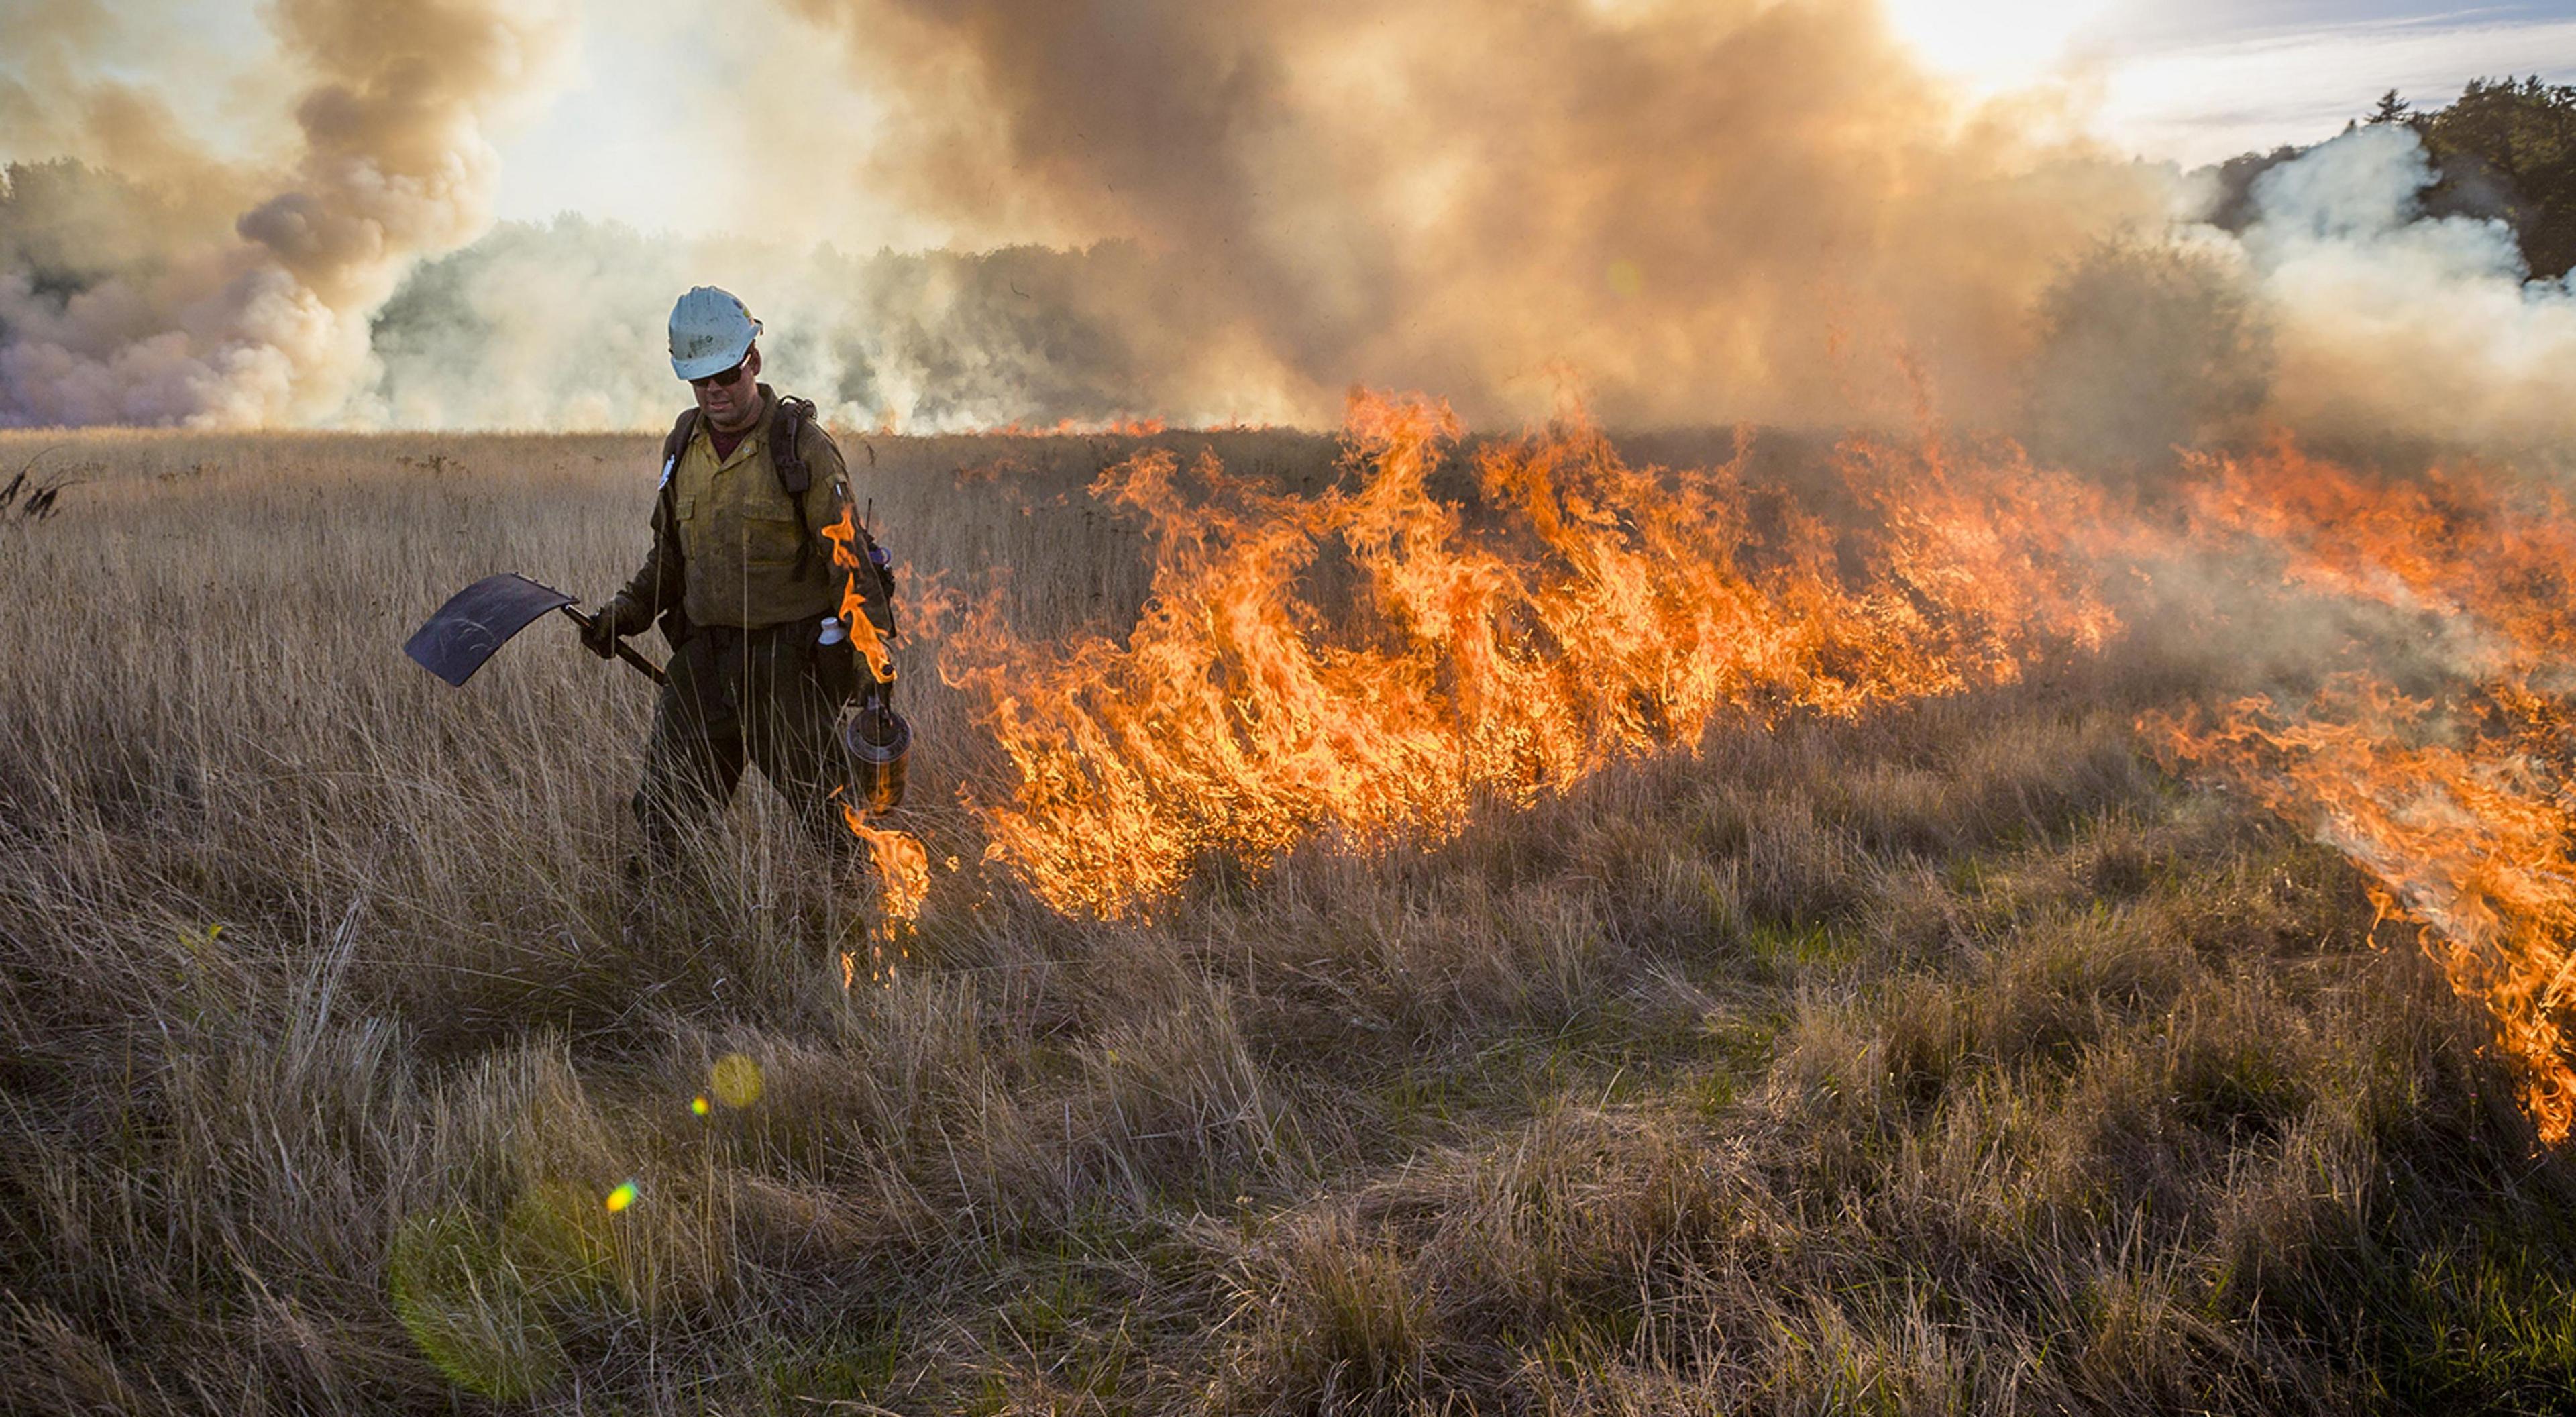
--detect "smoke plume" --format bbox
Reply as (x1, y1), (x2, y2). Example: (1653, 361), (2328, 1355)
(0, 0), (575, 427)
(775, 0), (2172, 431)
(2218, 123), (2576, 459)
(15, 0), (2576, 452)
(7, 0), (2182, 431)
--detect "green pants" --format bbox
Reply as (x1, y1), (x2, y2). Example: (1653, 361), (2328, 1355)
(633, 621), (859, 863)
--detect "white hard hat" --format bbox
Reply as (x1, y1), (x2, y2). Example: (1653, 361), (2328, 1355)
(668, 286), (763, 380)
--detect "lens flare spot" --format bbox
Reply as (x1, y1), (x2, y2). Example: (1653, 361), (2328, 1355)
(710, 1053), (763, 1109)
(604, 1181), (637, 1213)
(689, 1095), (710, 1117)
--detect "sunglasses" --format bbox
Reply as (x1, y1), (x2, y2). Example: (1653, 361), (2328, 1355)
(690, 360), (751, 391)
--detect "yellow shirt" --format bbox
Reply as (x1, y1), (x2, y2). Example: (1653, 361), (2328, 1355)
(666, 395), (847, 630)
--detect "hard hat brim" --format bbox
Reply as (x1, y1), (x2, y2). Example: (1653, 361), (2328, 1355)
(670, 318), (762, 381)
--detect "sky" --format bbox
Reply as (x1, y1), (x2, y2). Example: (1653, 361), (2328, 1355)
(2073, 1), (2576, 163)
(486, 0), (941, 246)
(486, 0), (2576, 240)
(1875, 1), (2576, 163)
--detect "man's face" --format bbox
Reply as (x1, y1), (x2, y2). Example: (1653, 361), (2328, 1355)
(690, 344), (762, 430)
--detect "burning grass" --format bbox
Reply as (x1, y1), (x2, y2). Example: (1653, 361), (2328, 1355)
(945, 395), (2118, 918)
(2147, 443), (2576, 1143)
(3, 414), (2576, 1412)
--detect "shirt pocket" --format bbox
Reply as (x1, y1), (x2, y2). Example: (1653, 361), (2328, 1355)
(741, 512), (807, 566)
(669, 496), (699, 560)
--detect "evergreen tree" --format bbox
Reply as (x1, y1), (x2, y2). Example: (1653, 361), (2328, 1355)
(2422, 76), (2576, 277)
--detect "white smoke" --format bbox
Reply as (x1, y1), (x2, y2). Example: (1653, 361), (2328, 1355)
(358, 219), (1185, 431)
(2216, 123), (2576, 456)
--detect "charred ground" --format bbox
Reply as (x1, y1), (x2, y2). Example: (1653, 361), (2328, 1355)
(1, 426), (2573, 1415)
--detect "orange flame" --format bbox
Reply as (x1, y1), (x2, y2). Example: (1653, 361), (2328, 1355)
(916, 394), (2576, 1143)
(2144, 441), (2576, 1142)
(820, 505), (897, 688)
(842, 805), (930, 920)
(839, 800), (930, 986)
(942, 390), (2121, 918)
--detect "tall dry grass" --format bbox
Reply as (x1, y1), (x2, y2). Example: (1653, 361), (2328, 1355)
(1, 426), (2572, 1414)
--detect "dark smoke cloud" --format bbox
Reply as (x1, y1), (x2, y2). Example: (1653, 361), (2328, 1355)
(15, 0), (2576, 450)
(768, 0), (2177, 431)
(0, 0), (574, 427)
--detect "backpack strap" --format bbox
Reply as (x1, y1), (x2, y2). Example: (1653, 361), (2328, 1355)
(649, 407), (702, 646)
(657, 407), (699, 521)
(769, 393), (822, 579)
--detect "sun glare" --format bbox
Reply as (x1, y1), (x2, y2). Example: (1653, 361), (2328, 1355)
(1880, 0), (2124, 94)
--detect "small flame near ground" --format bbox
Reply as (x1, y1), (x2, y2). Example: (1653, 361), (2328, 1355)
(839, 804), (929, 988)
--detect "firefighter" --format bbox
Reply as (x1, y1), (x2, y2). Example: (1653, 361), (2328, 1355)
(582, 286), (896, 871)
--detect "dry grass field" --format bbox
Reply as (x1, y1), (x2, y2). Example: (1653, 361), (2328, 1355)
(5, 418), (2576, 1416)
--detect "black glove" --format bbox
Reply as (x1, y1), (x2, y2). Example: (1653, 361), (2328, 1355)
(581, 593), (647, 658)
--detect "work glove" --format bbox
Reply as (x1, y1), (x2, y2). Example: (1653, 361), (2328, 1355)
(581, 593), (648, 658)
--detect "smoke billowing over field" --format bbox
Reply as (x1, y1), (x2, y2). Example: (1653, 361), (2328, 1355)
(9, 0), (2576, 450)
(0, 0), (577, 425)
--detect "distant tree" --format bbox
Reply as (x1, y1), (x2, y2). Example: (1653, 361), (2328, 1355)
(2421, 76), (2576, 277)
(2199, 146), (2309, 233)
(2367, 89), (2414, 127)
